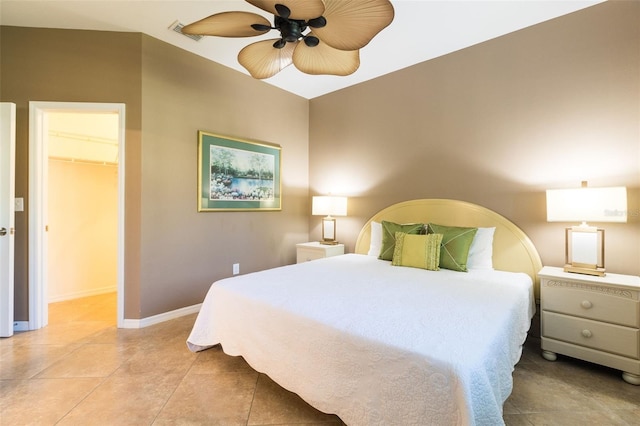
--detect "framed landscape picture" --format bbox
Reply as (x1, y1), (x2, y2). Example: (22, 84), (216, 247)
(197, 131), (281, 211)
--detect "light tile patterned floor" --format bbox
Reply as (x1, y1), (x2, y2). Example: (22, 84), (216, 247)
(1, 293), (639, 425)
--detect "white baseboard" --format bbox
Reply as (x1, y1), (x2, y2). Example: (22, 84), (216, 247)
(121, 303), (202, 329)
(13, 321), (29, 332)
(49, 286), (117, 303)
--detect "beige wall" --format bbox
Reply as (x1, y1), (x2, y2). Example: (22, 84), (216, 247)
(0, 27), (143, 321)
(48, 161), (118, 301)
(138, 36), (309, 317)
(309, 1), (640, 277)
(1, 27), (309, 321)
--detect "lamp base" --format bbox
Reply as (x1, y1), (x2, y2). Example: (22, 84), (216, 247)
(564, 264), (606, 277)
(320, 240), (339, 245)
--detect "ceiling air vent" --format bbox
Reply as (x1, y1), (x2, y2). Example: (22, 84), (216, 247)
(168, 20), (203, 42)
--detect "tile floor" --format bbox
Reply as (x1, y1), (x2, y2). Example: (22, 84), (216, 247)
(1, 293), (639, 425)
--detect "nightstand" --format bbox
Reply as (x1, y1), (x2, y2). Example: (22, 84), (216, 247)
(539, 266), (640, 385)
(296, 242), (344, 263)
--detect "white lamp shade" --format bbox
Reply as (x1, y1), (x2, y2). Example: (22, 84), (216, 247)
(546, 186), (627, 223)
(312, 196), (347, 216)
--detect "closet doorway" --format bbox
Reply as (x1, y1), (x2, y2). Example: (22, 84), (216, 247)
(29, 102), (125, 329)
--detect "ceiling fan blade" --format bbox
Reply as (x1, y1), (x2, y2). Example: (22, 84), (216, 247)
(238, 39), (296, 79)
(293, 35), (360, 76)
(246, 0), (325, 21)
(182, 12), (271, 37)
(313, 0), (394, 51)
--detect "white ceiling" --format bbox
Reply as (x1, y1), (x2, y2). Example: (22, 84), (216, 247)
(1, 0), (604, 99)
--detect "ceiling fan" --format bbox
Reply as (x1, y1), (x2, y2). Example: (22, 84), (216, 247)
(182, 0), (395, 79)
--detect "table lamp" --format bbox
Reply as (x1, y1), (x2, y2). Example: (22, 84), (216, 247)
(546, 181), (627, 276)
(312, 196), (347, 245)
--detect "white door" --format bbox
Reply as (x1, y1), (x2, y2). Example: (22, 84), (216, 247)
(0, 103), (16, 337)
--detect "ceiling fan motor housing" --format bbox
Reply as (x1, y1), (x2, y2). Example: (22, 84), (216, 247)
(275, 16), (307, 43)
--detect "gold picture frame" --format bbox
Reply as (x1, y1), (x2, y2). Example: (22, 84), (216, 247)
(197, 131), (281, 212)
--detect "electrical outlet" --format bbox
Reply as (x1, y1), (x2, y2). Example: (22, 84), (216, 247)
(233, 263), (240, 275)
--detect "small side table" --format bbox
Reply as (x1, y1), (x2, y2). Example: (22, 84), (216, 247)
(539, 266), (640, 385)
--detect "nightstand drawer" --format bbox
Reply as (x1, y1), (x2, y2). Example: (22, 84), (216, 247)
(542, 282), (639, 327)
(297, 248), (326, 263)
(543, 311), (639, 359)
(295, 242), (345, 263)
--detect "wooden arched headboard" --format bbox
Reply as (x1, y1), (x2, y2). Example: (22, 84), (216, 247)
(355, 199), (543, 298)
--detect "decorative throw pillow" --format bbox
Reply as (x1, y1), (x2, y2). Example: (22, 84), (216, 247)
(426, 223), (478, 272)
(367, 221), (383, 257)
(379, 221), (424, 261)
(392, 232), (443, 271)
(467, 227), (495, 270)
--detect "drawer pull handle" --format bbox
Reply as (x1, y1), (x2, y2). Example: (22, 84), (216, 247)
(580, 300), (593, 309)
(581, 329), (592, 338)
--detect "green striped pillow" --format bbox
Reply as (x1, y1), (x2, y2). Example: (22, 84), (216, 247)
(392, 232), (443, 270)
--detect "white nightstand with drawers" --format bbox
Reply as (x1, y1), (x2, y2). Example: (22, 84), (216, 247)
(539, 266), (640, 385)
(296, 242), (344, 263)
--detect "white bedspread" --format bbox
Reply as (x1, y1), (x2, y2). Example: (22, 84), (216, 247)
(187, 254), (535, 426)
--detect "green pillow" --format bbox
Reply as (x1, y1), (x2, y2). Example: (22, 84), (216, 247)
(392, 232), (443, 271)
(426, 223), (478, 272)
(379, 221), (424, 260)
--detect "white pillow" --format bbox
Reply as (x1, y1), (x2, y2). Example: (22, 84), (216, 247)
(466, 227), (495, 269)
(367, 221), (382, 256)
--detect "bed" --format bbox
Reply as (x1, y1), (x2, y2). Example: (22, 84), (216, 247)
(187, 199), (542, 425)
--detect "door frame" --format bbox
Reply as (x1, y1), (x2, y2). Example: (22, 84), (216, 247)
(29, 101), (125, 329)
(0, 103), (16, 337)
